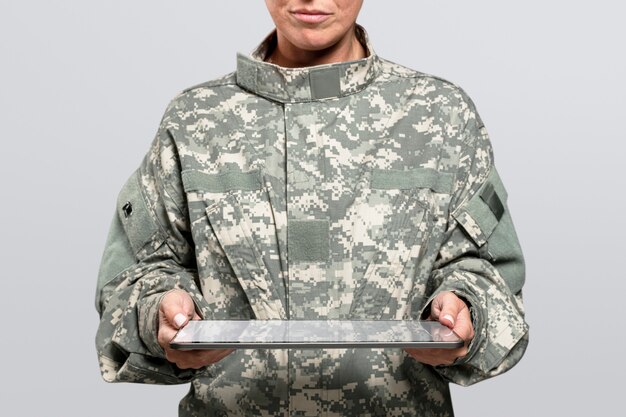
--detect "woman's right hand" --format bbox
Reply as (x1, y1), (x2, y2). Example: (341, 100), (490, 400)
(157, 289), (234, 369)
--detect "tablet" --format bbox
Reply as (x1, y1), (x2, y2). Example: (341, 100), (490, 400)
(170, 320), (463, 349)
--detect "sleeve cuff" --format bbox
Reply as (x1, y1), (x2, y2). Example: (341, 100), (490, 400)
(420, 271), (528, 373)
(419, 284), (486, 367)
(137, 292), (169, 358)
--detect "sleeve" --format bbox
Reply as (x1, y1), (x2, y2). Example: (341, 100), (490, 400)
(95, 102), (210, 384)
(420, 97), (529, 386)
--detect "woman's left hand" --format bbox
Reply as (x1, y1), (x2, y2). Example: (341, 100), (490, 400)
(404, 291), (475, 366)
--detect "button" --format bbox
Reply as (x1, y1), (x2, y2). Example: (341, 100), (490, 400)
(122, 202), (133, 218)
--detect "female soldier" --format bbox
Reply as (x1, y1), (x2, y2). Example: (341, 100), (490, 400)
(96, 1), (528, 415)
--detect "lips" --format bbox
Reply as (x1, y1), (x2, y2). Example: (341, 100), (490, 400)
(291, 9), (332, 24)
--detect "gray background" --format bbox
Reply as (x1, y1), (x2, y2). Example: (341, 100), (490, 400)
(1, 0), (623, 415)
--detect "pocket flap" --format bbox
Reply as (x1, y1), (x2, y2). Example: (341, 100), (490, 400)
(116, 169), (162, 255)
(452, 167), (508, 247)
(182, 170), (262, 193)
(371, 168), (454, 193)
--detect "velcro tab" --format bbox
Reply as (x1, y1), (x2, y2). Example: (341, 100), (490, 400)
(453, 167), (508, 247)
(288, 219), (329, 262)
(309, 67), (341, 100)
(480, 183), (504, 221)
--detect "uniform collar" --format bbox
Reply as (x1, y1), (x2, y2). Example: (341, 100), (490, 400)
(236, 24), (381, 103)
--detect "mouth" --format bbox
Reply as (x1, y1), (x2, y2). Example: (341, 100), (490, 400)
(290, 9), (332, 24)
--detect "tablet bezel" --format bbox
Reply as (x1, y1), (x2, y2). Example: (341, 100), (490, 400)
(169, 320), (464, 350)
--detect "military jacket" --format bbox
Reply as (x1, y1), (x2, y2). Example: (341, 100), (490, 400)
(96, 26), (529, 417)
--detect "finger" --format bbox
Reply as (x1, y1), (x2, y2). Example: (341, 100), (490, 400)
(404, 346), (468, 366)
(404, 348), (456, 366)
(210, 348), (235, 363)
(167, 348), (235, 370)
(157, 323), (179, 349)
(452, 305), (474, 342)
(429, 294), (444, 321)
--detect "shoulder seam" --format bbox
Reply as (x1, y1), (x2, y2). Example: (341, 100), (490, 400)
(181, 72), (237, 94)
(377, 58), (464, 91)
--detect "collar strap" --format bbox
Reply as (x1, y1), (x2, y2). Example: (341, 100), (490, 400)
(236, 25), (381, 103)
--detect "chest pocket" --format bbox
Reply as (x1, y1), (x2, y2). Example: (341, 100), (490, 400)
(348, 168), (454, 319)
(182, 169), (286, 320)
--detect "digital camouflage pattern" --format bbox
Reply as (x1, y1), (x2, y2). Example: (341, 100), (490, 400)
(96, 25), (528, 416)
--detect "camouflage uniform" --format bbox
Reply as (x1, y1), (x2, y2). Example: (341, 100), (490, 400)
(96, 25), (528, 417)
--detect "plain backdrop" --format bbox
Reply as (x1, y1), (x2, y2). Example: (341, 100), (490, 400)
(1, 1), (624, 416)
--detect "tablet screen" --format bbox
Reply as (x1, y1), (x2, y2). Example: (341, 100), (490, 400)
(170, 320), (463, 349)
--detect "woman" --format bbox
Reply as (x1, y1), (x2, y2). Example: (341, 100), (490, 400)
(96, 1), (528, 415)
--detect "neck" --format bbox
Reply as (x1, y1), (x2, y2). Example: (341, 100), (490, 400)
(267, 26), (366, 68)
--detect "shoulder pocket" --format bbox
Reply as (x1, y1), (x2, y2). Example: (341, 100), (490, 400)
(116, 169), (163, 256)
(452, 167), (508, 247)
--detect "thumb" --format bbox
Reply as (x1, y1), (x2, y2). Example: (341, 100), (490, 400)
(433, 292), (460, 329)
(160, 290), (196, 329)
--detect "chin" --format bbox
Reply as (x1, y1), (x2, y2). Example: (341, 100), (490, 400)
(290, 29), (342, 52)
